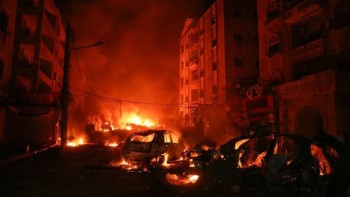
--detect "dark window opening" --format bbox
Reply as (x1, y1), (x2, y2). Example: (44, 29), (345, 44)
(191, 89), (198, 101)
(292, 56), (329, 80)
(266, 0), (280, 23)
(333, 6), (350, 29)
(291, 23), (324, 48)
(211, 17), (217, 24)
(337, 49), (350, 71)
(0, 60), (3, 80)
(234, 33), (243, 45)
(45, 10), (56, 29)
(234, 58), (243, 67)
(268, 43), (280, 57)
(212, 39), (217, 47)
(212, 62), (217, 70)
(283, 0), (303, 11)
(200, 70), (204, 77)
(0, 10), (9, 47)
(191, 70), (199, 81)
(39, 59), (53, 79)
(42, 35), (54, 53)
(233, 9), (242, 18)
(38, 79), (51, 93)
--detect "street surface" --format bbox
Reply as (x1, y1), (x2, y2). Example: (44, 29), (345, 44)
(0, 145), (258, 197)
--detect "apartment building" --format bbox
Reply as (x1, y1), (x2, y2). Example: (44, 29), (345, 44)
(0, 0), (18, 143)
(179, 0), (258, 143)
(257, 0), (350, 143)
(2, 0), (65, 145)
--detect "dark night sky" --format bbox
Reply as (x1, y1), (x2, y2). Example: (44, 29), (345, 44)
(54, 0), (213, 127)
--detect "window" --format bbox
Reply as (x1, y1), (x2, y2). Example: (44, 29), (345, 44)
(234, 33), (243, 45)
(212, 62), (217, 70)
(212, 39), (217, 47)
(0, 60), (3, 80)
(268, 35), (280, 57)
(164, 132), (171, 143)
(170, 132), (179, 143)
(233, 9), (242, 18)
(266, 0), (279, 22)
(234, 58), (244, 67)
(269, 44), (280, 57)
(211, 16), (217, 24)
(191, 69), (199, 81)
(200, 89), (204, 98)
(130, 133), (155, 143)
(0, 10), (9, 48)
(191, 89), (198, 101)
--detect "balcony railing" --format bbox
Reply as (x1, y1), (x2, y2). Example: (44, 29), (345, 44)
(276, 70), (350, 99)
(290, 38), (324, 64)
(284, 0), (323, 24)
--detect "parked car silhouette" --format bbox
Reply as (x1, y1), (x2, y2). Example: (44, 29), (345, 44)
(193, 132), (350, 197)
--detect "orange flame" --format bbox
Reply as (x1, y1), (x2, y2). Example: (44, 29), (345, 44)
(67, 137), (86, 147)
(165, 173), (200, 185)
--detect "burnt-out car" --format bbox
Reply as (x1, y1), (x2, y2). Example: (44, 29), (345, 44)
(204, 132), (350, 196)
(122, 129), (185, 165)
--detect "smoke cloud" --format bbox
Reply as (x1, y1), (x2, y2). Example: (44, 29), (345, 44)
(55, 0), (213, 133)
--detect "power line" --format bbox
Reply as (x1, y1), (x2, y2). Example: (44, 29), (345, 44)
(69, 86), (179, 106)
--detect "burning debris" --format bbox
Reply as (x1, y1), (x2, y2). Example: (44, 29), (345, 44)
(165, 173), (200, 185)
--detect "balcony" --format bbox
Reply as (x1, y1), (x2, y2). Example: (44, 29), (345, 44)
(39, 59), (53, 79)
(276, 70), (350, 99)
(290, 38), (324, 64)
(189, 52), (199, 68)
(284, 0), (324, 24)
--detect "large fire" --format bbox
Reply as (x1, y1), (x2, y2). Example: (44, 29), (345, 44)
(122, 113), (156, 130)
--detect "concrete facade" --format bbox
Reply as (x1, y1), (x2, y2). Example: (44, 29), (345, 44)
(257, 0), (350, 143)
(0, 0), (18, 143)
(0, 0), (65, 145)
(179, 0), (258, 144)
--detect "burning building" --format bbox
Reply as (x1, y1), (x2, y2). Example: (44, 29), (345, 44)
(179, 0), (259, 144)
(257, 0), (350, 144)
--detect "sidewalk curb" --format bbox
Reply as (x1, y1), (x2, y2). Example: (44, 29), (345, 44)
(0, 144), (59, 167)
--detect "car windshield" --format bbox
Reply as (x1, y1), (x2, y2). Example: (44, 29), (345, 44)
(130, 133), (155, 143)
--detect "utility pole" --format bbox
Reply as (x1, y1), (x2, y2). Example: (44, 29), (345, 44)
(60, 22), (103, 149)
(61, 22), (72, 149)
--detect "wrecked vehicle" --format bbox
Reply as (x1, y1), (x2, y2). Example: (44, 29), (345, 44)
(201, 132), (350, 196)
(121, 129), (185, 166)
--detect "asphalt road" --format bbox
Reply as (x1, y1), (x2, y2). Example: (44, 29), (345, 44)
(0, 145), (260, 197)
